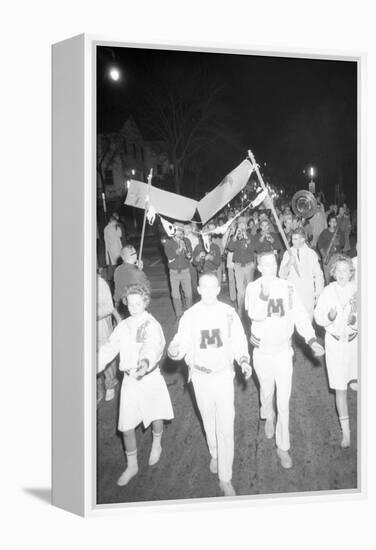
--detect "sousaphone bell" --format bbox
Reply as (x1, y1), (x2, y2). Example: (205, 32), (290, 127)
(291, 190), (317, 219)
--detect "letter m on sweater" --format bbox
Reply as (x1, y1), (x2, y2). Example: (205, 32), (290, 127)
(267, 298), (285, 317)
(200, 329), (223, 349)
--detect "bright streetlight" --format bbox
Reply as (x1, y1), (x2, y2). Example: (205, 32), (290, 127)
(308, 166), (316, 194)
(109, 67), (121, 81)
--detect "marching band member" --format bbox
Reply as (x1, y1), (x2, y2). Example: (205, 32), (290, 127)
(227, 216), (256, 315)
(193, 223), (222, 281)
(162, 223), (193, 320)
(317, 214), (345, 284)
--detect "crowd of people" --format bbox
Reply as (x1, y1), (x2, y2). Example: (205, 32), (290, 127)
(97, 194), (357, 498)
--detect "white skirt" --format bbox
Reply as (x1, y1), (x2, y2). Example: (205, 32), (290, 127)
(325, 333), (358, 390)
(118, 368), (174, 431)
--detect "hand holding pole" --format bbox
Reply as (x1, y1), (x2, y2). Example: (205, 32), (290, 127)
(138, 169), (153, 264)
(247, 149), (300, 277)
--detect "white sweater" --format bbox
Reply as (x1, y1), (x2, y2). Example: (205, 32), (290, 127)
(245, 276), (316, 353)
(169, 301), (249, 374)
(314, 281), (357, 340)
(98, 312), (165, 375)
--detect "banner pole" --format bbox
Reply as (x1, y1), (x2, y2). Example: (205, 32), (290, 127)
(247, 150), (300, 277)
(138, 169), (153, 264)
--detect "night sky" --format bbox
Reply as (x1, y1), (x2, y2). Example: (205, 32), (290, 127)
(97, 46), (357, 206)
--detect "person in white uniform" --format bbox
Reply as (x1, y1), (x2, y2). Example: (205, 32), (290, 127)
(314, 255), (357, 447)
(168, 272), (252, 497)
(98, 283), (174, 486)
(245, 251), (324, 469)
(279, 227), (324, 320)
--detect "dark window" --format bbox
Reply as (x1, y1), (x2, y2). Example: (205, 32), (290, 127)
(132, 144), (137, 158)
(140, 147), (144, 161)
(104, 169), (114, 186)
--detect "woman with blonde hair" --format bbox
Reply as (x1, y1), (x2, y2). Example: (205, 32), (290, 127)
(314, 254), (357, 448)
(98, 283), (174, 486)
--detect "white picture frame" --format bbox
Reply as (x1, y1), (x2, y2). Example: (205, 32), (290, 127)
(52, 34), (366, 517)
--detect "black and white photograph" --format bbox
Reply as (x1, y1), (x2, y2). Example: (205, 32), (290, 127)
(95, 45), (358, 505)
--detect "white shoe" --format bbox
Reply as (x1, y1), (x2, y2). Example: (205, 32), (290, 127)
(277, 448), (293, 469)
(219, 481), (236, 497)
(117, 451), (138, 486)
(148, 445), (162, 466)
(148, 431), (163, 466)
(339, 416), (351, 448)
(209, 457), (218, 474)
(105, 388), (115, 401)
(341, 434), (351, 448)
(117, 465), (138, 486)
(265, 417), (275, 439)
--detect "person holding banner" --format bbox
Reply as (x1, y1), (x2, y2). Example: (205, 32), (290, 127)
(162, 223), (193, 320)
(184, 222), (200, 296)
(279, 227), (324, 321)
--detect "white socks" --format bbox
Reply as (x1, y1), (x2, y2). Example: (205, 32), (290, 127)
(117, 431), (163, 487)
(148, 430), (163, 466)
(339, 416), (351, 448)
(117, 450), (138, 486)
(209, 457), (218, 474)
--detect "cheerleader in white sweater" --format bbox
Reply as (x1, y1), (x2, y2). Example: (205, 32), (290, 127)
(98, 283), (174, 486)
(314, 255), (357, 448)
(245, 251), (324, 469)
(168, 272), (252, 497)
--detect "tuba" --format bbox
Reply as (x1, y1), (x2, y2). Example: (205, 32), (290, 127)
(291, 190), (317, 219)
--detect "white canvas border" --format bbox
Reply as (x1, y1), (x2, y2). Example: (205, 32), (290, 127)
(52, 34), (366, 517)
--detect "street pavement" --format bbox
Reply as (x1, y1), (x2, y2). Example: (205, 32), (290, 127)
(97, 233), (358, 504)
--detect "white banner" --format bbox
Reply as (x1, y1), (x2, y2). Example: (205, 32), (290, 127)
(197, 160), (253, 224)
(125, 180), (198, 221)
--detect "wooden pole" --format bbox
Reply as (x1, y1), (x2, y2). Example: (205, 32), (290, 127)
(138, 169), (153, 264)
(247, 150), (300, 277)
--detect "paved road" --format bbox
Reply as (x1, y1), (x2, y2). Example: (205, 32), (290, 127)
(97, 234), (358, 504)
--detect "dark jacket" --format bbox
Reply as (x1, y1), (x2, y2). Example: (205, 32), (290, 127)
(254, 231), (283, 255)
(227, 230), (256, 265)
(163, 237), (193, 271)
(193, 242), (221, 272)
(113, 263), (151, 305)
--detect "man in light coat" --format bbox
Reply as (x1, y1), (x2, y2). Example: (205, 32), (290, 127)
(279, 227), (324, 320)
